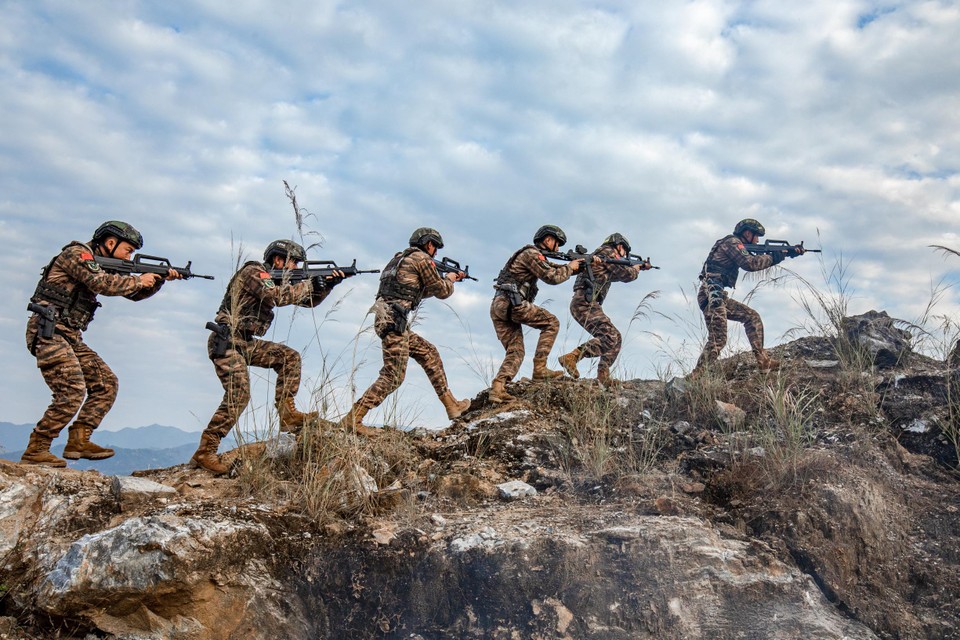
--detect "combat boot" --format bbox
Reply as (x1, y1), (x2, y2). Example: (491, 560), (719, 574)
(63, 426), (115, 460)
(278, 397), (319, 433)
(190, 432), (229, 475)
(440, 390), (471, 419)
(596, 367), (614, 385)
(488, 379), (514, 404)
(558, 350), (581, 379)
(338, 403), (380, 437)
(532, 358), (564, 380)
(20, 432), (66, 468)
(756, 352), (781, 372)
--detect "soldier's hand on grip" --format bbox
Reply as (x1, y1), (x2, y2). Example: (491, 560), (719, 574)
(165, 268), (184, 281)
(569, 258), (584, 272)
(139, 273), (163, 287)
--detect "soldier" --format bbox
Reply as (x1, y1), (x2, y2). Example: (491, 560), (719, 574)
(23, 221), (183, 467)
(488, 225), (586, 403)
(559, 233), (652, 384)
(692, 218), (804, 374)
(191, 239), (344, 474)
(338, 228), (471, 434)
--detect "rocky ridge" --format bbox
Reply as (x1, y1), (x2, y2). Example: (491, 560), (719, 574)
(0, 312), (958, 639)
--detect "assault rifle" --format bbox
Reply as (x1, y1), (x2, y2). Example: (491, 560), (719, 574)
(604, 254), (659, 270)
(95, 254), (215, 280)
(744, 240), (820, 258)
(546, 245), (659, 270)
(269, 259), (380, 284)
(542, 244), (593, 262)
(434, 257), (477, 281)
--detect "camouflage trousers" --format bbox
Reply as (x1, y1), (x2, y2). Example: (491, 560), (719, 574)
(357, 300), (448, 410)
(204, 333), (302, 438)
(570, 296), (622, 373)
(695, 284), (764, 370)
(490, 295), (559, 383)
(26, 318), (118, 439)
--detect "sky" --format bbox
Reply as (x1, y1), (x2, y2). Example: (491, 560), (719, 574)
(2, 0), (959, 434)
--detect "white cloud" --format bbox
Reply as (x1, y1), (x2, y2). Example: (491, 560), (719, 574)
(1, 0), (959, 432)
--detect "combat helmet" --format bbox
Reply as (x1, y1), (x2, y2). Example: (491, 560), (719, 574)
(733, 219), (765, 238)
(92, 221), (144, 250)
(603, 232), (631, 253)
(409, 227), (444, 249)
(263, 239), (307, 264)
(533, 225), (567, 247)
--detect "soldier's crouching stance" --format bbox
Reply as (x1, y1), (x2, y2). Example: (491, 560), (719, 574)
(23, 221), (182, 467)
(560, 233), (649, 384)
(489, 225), (585, 403)
(339, 228), (470, 435)
(192, 240), (343, 474)
(693, 218), (802, 375)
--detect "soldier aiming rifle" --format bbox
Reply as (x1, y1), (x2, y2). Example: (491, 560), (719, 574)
(22, 221), (188, 467)
(692, 218), (811, 376)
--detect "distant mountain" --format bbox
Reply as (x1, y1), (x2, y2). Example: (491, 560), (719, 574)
(0, 423), (239, 454)
(0, 443), (200, 476)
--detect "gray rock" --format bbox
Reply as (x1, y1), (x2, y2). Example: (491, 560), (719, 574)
(110, 476), (177, 511)
(497, 480), (537, 501)
(841, 310), (912, 368)
(264, 432), (298, 459)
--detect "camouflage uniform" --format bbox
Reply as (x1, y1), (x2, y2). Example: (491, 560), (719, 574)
(695, 234), (784, 370)
(203, 262), (334, 439)
(568, 244), (641, 375)
(26, 242), (165, 439)
(355, 247), (455, 411)
(491, 245), (576, 383)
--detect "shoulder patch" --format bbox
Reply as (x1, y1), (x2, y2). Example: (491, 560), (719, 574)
(259, 271), (276, 288)
(737, 243), (749, 256)
(538, 254), (546, 261)
(82, 252), (102, 272)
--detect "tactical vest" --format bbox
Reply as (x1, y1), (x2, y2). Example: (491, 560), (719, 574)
(30, 242), (102, 330)
(494, 245), (540, 303)
(376, 248), (425, 307)
(218, 261), (276, 337)
(699, 235), (741, 289)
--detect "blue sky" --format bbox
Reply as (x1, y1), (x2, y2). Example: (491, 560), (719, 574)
(2, 0), (959, 433)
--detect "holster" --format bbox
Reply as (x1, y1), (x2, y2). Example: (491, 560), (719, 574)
(495, 283), (524, 307)
(206, 321), (232, 358)
(379, 302), (410, 338)
(700, 278), (726, 311)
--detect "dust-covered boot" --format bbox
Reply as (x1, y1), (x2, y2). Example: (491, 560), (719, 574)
(596, 367), (616, 385)
(20, 431), (66, 468)
(558, 349), (582, 379)
(63, 426), (115, 460)
(278, 397), (319, 433)
(532, 358), (564, 380)
(190, 432), (229, 475)
(337, 403), (380, 437)
(756, 351), (781, 372)
(440, 390), (471, 419)
(488, 379), (514, 404)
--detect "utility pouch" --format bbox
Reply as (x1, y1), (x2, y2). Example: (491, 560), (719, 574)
(206, 321), (232, 358)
